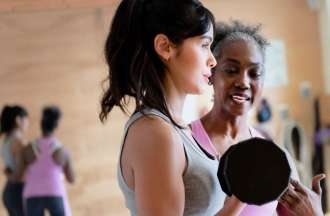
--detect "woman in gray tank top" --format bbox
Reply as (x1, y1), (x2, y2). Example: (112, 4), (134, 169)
(99, 1), (245, 215)
(0, 105), (29, 215)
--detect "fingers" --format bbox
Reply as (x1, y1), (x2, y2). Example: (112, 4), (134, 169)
(279, 187), (300, 210)
(221, 195), (246, 215)
(312, 174), (326, 195)
(290, 179), (308, 196)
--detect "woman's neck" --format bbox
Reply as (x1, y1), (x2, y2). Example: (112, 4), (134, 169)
(7, 129), (22, 139)
(42, 132), (53, 138)
(202, 108), (250, 140)
(163, 74), (187, 125)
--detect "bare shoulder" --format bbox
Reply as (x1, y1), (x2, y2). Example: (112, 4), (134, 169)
(123, 115), (186, 213)
(125, 115), (185, 170)
(53, 147), (69, 167)
(23, 143), (36, 163)
(11, 136), (25, 154)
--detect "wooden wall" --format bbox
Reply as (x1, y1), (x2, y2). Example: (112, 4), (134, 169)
(0, 0), (328, 215)
(0, 6), (129, 216)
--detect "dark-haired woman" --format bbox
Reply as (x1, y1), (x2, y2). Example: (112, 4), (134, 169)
(23, 106), (75, 216)
(98, 0), (247, 215)
(0, 105), (29, 215)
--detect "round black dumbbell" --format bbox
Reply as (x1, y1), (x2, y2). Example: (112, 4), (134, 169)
(218, 137), (291, 205)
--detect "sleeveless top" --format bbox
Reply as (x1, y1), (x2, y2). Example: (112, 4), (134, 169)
(1, 136), (17, 172)
(23, 136), (71, 216)
(117, 109), (226, 216)
(191, 119), (278, 216)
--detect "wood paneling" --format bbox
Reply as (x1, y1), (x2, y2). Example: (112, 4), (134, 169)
(0, 0), (327, 215)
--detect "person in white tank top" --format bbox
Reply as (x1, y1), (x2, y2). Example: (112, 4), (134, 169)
(0, 105), (29, 216)
(99, 1), (247, 215)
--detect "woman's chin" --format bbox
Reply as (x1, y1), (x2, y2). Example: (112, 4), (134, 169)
(227, 106), (250, 117)
(189, 85), (208, 95)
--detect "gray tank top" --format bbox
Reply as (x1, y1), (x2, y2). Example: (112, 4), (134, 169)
(1, 136), (16, 171)
(117, 109), (225, 216)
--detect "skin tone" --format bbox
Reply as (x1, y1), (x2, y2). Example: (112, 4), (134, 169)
(120, 25), (246, 216)
(202, 39), (264, 157)
(200, 39), (265, 215)
(5, 116), (29, 182)
(201, 38), (324, 216)
(279, 174), (325, 216)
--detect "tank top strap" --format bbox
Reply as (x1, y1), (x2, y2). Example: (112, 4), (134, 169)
(124, 109), (172, 134)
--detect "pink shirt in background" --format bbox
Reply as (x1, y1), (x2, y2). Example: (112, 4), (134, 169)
(23, 137), (71, 216)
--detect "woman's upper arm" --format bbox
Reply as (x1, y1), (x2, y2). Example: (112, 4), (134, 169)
(63, 151), (75, 184)
(11, 138), (25, 180)
(126, 117), (186, 216)
(53, 148), (75, 183)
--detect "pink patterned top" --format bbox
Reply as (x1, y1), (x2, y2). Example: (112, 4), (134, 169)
(191, 119), (278, 216)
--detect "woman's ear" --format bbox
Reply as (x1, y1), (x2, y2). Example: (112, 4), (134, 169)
(154, 34), (173, 62)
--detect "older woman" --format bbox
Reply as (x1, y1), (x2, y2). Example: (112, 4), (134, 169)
(191, 21), (325, 216)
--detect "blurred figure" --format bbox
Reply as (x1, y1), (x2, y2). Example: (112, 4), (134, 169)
(313, 122), (330, 211)
(255, 98), (273, 140)
(23, 106), (75, 216)
(0, 105), (29, 216)
(315, 123), (330, 146)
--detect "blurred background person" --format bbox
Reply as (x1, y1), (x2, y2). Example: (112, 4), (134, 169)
(0, 105), (29, 216)
(255, 97), (273, 140)
(23, 106), (75, 216)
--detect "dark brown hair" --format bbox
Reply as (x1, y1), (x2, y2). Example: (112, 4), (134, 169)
(100, 0), (215, 126)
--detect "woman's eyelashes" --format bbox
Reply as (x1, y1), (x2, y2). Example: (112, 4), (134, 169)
(248, 67), (263, 80)
(222, 65), (263, 80)
(202, 42), (211, 49)
(201, 38), (212, 49)
(223, 65), (239, 75)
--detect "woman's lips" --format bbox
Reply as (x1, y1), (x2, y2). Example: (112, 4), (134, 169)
(231, 94), (251, 104)
(203, 74), (211, 83)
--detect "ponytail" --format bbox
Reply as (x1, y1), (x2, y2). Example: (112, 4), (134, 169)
(100, 0), (215, 127)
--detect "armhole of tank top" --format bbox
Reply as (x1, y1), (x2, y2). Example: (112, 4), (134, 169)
(119, 111), (189, 187)
(181, 124), (216, 161)
(31, 141), (40, 158)
(50, 140), (63, 156)
(181, 143), (189, 177)
(192, 136), (215, 160)
(190, 120), (217, 160)
(119, 128), (129, 187)
(118, 112), (146, 191)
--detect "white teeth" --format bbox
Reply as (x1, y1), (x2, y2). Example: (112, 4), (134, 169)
(232, 95), (245, 100)
(231, 95), (249, 104)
